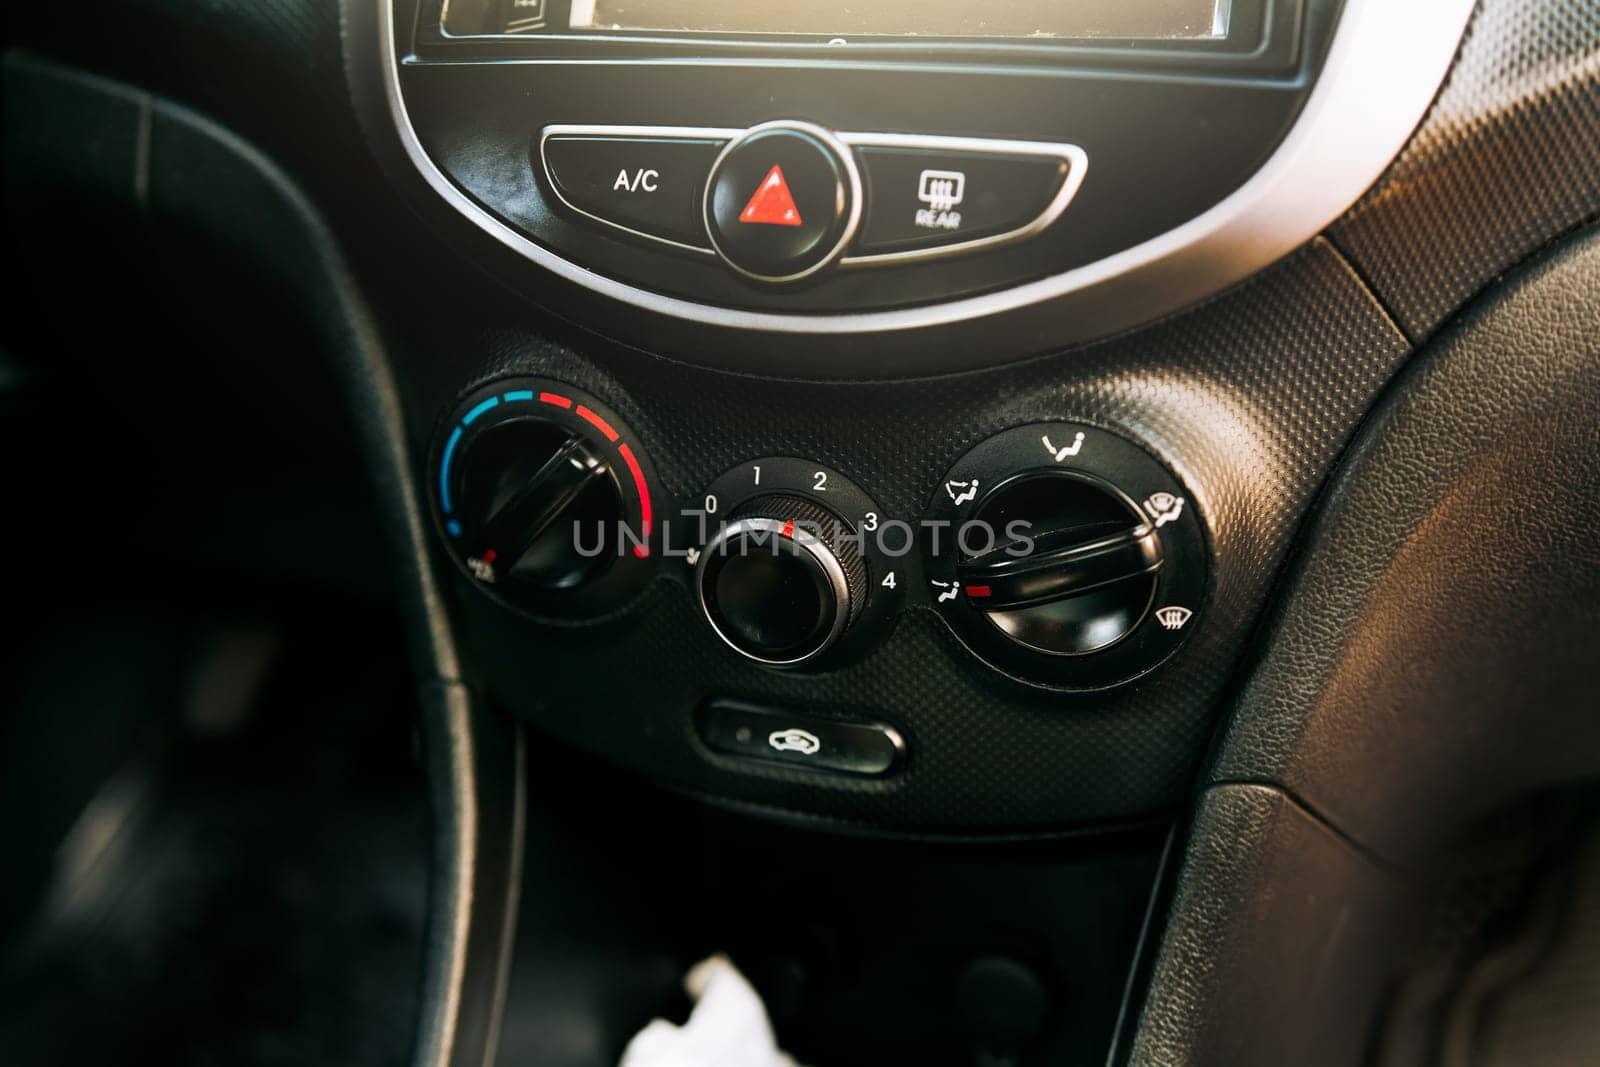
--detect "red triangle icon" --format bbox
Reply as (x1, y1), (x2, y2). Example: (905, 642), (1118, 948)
(739, 165), (804, 227)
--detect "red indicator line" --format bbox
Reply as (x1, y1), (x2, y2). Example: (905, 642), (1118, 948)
(965, 585), (992, 599)
(781, 520), (796, 539)
(617, 444), (652, 558)
(482, 548), (499, 565)
(576, 405), (620, 442)
(539, 391), (573, 409)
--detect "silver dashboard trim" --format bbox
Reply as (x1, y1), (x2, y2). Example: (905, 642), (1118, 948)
(537, 124), (1088, 268)
(701, 120), (866, 284)
(380, 0), (1478, 340)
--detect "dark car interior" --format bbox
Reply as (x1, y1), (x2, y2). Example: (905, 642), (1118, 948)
(3, 0), (1600, 1064)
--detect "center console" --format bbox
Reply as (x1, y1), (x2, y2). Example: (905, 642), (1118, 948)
(345, 0), (1479, 1060)
(371, 0), (1472, 832)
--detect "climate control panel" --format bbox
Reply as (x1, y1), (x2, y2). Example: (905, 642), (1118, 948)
(430, 381), (1206, 689)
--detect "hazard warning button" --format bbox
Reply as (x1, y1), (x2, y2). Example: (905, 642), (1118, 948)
(704, 123), (860, 283)
(740, 165), (804, 227)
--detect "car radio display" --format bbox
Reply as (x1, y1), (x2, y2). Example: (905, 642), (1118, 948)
(567, 0), (1232, 41)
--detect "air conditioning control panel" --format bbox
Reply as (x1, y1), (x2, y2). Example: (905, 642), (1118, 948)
(430, 378), (1206, 691)
(382, 0), (1370, 348)
(409, 343), (1287, 828)
(540, 122), (1085, 284)
(376, 0), (1474, 373)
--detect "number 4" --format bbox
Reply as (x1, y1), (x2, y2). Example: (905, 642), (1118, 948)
(881, 572), (897, 590)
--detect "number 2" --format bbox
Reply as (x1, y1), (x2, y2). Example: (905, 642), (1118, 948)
(813, 471), (828, 492)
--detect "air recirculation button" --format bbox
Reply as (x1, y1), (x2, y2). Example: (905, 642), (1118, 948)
(958, 472), (1162, 656)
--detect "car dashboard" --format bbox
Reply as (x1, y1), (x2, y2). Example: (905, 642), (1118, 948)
(3, 1), (1600, 1065)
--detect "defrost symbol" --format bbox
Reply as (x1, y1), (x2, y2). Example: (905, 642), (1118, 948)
(1143, 492), (1184, 528)
(1154, 606), (1193, 631)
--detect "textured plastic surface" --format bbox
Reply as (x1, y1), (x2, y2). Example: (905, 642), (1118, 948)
(1209, 224), (1600, 862)
(1128, 785), (1408, 1067)
(1331, 0), (1600, 341)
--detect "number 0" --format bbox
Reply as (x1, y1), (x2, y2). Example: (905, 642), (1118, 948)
(704, 494), (718, 514)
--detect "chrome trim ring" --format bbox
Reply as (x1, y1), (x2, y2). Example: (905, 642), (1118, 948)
(700, 120), (865, 285)
(695, 516), (852, 668)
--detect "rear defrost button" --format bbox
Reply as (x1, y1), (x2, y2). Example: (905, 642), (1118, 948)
(849, 141), (1082, 260)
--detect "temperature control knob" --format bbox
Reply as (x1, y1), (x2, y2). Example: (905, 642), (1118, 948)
(433, 378), (658, 618)
(452, 423), (621, 593)
(697, 495), (868, 667)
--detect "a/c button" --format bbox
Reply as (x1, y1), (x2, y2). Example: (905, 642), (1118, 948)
(541, 132), (725, 248)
